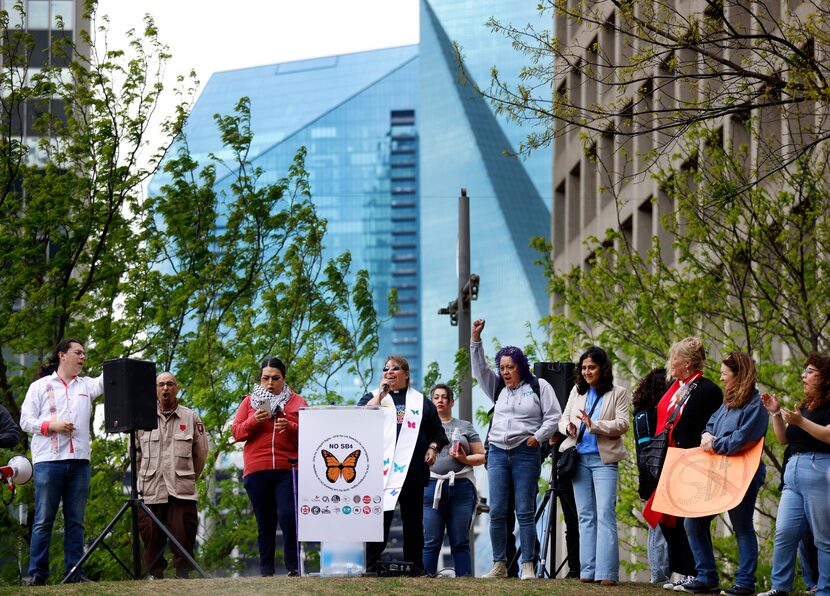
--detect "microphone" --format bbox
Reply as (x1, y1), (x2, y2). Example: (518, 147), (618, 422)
(380, 383), (390, 393)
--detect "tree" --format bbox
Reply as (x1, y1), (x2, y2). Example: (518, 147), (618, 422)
(128, 99), (388, 573)
(478, 1), (830, 586)
(483, 0), (830, 190)
(0, 0), (387, 582)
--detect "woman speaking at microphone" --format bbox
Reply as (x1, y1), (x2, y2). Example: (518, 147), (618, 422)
(358, 356), (447, 576)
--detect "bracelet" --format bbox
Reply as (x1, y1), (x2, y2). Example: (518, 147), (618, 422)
(771, 410), (782, 417)
(428, 444), (438, 452)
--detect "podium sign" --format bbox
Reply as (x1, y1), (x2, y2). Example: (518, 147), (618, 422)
(298, 407), (384, 542)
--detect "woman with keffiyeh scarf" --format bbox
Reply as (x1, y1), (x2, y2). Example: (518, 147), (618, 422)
(232, 357), (308, 577)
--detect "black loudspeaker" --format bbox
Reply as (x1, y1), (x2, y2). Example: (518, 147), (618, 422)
(534, 361), (576, 410)
(103, 358), (158, 433)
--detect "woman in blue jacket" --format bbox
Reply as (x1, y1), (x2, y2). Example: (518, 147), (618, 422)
(680, 352), (768, 596)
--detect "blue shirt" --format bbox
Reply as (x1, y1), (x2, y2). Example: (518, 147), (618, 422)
(576, 387), (604, 455)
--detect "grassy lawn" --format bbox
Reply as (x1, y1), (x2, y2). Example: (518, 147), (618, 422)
(0, 576), (673, 595)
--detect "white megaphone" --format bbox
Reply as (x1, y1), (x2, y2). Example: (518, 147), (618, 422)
(0, 455), (33, 486)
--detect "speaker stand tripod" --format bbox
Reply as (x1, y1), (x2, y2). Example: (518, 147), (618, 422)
(62, 430), (209, 583)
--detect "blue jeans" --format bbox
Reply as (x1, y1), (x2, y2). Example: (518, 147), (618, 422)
(684, 464), (765, 588)
(422, 477), (476, 576)
(488, 443), (541, 564)
(572, 452), (619, 581)
(28, 460), (91, 579)
(243, 469), (298, 575)
(799, 531), (818, 590)
(770, 452), (830, 595)
(648, 523), (670, 583)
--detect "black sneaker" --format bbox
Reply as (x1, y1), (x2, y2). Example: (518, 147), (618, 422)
(756, 591), (788, 596)
(64, 573), (94, 583)
(721, 585), (754, 596)
(678, 579), (720, 594)
(24, 576), (46, 587)
(667, 578), (692, 591)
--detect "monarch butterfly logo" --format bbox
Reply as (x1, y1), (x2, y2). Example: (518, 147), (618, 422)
(321, 449), (362, 483)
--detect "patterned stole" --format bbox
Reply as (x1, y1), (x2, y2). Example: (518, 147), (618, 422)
(373, 386), (423, 511)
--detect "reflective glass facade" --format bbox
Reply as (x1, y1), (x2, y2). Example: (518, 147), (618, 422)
(148, 2), (553, 410)
(149, 46), (421, 399)
(419, 0), (551, 404)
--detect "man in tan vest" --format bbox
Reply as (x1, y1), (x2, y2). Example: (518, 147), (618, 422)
(136, 371), (209, 579)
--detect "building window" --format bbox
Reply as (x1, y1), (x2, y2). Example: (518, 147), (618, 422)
(391, 109), (415, 125)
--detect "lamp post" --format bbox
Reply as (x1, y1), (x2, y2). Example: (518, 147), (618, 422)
(437, 187), (479, 570)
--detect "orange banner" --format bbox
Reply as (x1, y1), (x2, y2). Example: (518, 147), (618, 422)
(652, 439), (764, 518)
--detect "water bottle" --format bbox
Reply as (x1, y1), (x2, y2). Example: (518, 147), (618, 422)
(450, 427), (461, 455)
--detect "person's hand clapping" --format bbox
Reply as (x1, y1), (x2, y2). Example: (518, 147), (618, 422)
(760, 392), (781, 415)
(781, 407), (803, 426)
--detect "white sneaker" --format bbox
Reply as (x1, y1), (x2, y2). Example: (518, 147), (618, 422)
(482, 561), (507, 579)
(520, 561), (535, 580)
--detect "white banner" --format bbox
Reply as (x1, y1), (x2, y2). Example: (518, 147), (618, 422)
(298, 407), (384, 542)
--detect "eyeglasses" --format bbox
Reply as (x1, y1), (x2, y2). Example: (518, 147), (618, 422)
(157, 381), (177, 388)
(803, 367), (819, 376)
(382, 366), (402, 372)
(67, 350), (86, 357)
(260, 375), (282, 383)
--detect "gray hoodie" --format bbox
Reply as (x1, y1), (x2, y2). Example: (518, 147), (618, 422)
(471, 341), (562, 449)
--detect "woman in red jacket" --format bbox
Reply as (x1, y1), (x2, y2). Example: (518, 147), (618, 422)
(232, 357), (308, 577)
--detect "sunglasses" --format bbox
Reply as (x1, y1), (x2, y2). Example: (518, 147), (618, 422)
(382, 366), (403, 372)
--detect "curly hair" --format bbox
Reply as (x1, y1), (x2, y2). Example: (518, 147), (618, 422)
(722, 352), (757, 409)
(494, 346), (535, 386)
(801, 352), (830, 411)
(666, 336), (706, 378)
(575, 346), (614, 396)
(632, 367), (668, 411)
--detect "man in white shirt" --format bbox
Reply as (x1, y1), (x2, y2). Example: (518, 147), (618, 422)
(20, 338), (104, 586)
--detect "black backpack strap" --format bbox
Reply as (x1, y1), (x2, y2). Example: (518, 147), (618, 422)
(492, 378), (506, 402)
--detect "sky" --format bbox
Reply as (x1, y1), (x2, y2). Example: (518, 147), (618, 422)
(96, 1), (419, 81)
(94, 0), (420, 188)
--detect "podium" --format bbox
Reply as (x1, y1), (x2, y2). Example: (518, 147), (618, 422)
(297, 406), (384, 574)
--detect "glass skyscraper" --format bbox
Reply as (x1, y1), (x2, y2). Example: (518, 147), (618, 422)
(419, 0), (551, 410)
(149, 46), (421, 399)
(149, 2), (552, 408)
